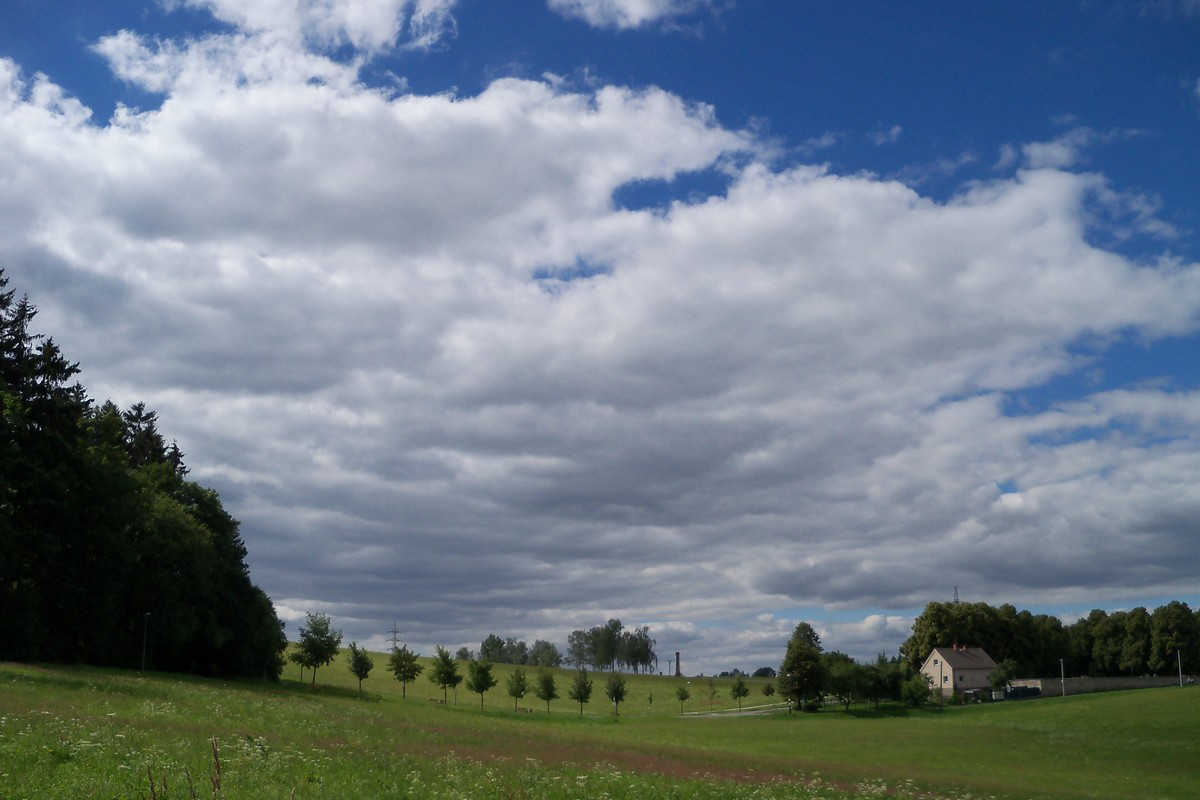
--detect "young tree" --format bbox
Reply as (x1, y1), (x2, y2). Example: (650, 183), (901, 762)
(467, 659), (497, 709)
(604, 673), (627, 717)
(568, 669), (593, 716)
(761, 683), (776, 700)
(346, 642), (374, 697)
(429, 646), (462, 705)
(780, 621), (825, 712)
(295, 612), (343, 687)
(534, 669), (559, 712)
(703, 678), (719, 712)
(506, 668), (529, 711)
(862, 653), (904, 709)
(388, 644), (423, 699)
(675, 683), (690, 715)
(824, 655), (863, 711)
(730, 677), (750, 710)
(990, 658), (1019, 691)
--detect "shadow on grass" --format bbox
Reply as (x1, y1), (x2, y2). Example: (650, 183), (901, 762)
(273, 678), (384, 703)
(760, 702), (934, 720)
(2, 661), (384, 705)
(841, 704), (925, 719)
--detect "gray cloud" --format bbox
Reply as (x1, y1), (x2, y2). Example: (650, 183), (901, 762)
(2, 8), (1200, 673)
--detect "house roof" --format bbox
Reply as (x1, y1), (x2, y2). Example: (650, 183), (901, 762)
(925, 646), (997, 671)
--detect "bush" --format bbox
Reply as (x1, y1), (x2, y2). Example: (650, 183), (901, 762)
(901, 675), (930, 707)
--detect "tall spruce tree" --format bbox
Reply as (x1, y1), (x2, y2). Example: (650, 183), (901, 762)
(779, 622), (825, 712)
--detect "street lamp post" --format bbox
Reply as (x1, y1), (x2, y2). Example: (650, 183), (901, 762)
(141, 612), (150, 672)
(1059, 658), (1065, 698)
(1179, 649), (1184, 688)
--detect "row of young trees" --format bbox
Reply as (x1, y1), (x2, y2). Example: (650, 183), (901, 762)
(900, 599), (1200, 679)
(425, 647), (635, 716)
(565, 619), (657, 672)
(314, 624), (634, 718)
(0, 271), (286, 677)
(403, 643), (578, 714)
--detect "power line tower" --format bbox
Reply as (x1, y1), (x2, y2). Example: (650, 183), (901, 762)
(953, 586), (960, 604)
(387, 621), (401, 650)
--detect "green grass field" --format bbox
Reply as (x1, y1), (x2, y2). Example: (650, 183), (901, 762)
(2, 654), (1197, 799)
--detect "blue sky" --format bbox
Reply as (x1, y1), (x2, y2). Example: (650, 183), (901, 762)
(2, 0), (1199, 672)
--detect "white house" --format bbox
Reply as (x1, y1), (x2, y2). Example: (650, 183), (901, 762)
(920, 645), (997, 697)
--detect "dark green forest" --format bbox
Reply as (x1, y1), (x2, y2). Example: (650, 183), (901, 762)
(901, 599), (1200, 679)
(0, 270), (286, 678)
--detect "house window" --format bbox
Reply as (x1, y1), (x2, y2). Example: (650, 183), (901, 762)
(943, 675), (948, 683)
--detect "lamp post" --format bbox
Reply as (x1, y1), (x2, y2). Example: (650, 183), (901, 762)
(1179, 649), (1184, 688)
(1059, 658), (1065, 698)
(141, 612), (150, 672)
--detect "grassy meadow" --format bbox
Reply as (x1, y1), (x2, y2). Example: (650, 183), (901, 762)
(2, 653), (1197, 799)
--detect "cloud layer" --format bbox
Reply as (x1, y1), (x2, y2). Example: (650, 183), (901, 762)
(3, 5), (1199, 670)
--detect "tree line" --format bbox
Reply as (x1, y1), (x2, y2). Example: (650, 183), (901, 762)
(900, 599), (1200, 679)
(461, 622), (657, 673)
(778, 622), (930, 712)
(0, 270), (286, 678)
(476, 634), (563, 667)
(316, 613), (930, 715)
(565, 618), (657, 672)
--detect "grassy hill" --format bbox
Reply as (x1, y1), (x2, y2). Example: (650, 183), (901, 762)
(2, 654), (1197, 799)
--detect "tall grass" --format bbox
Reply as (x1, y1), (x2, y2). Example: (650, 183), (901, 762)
(2, 657), (1197, 799)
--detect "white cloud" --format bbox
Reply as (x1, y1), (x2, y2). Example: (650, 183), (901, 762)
(1018, 126), (1145, 171)
(797, 131), (842, 156)
(175, 0), (458, 53)
(3, 12), (1200, 671)
(869, 124), (902, 145)
(547, 0), (726, 30)
(889, 150), (977, 185)
(1021, 127), (1097, 169)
